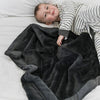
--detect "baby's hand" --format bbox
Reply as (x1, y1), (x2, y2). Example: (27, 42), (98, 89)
(56, 35), (64, 46)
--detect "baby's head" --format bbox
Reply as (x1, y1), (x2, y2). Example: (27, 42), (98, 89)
(34, 3), (60, 25)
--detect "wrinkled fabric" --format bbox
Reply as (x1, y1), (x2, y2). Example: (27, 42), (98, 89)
(5, 24), (100, 100)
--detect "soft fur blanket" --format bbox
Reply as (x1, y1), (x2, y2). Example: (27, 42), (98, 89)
(5, 24), (100, 100)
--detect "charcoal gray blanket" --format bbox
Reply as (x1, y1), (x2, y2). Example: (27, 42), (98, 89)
(5, 24), (100, 100)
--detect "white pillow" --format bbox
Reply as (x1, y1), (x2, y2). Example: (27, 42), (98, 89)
(0, 0), (46, 17)
(0, 0), (33, 17)
(0, 0), (61, 17)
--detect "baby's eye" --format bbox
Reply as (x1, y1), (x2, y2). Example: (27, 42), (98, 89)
(46, 6), (48, 10)
(45, 14), (47, 17)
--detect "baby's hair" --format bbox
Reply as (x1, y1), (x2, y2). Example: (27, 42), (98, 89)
(34, 3), (46, 24)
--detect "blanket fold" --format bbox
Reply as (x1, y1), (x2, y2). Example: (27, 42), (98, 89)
(5, 24), (100, 100)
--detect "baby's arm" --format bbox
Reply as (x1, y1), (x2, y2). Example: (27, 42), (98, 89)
(59, 1), (75, 32)
(57, 1), (75, 46)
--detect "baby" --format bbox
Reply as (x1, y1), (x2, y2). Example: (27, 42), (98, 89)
(34, 1), (100, 46)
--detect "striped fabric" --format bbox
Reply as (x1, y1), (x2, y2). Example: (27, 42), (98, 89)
(95, 33), (100, 63)
(57, 0), (84, 36)
(57, 1), (100, 38)
(74, 5), (100, 36)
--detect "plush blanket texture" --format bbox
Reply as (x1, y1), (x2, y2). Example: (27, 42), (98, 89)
(5, 24), (100, 100)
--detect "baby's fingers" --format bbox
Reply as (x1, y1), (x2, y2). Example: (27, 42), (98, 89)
(57, 40), (62, 46)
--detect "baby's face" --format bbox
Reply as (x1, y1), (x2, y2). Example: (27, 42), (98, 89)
(36, 4), (59, 24)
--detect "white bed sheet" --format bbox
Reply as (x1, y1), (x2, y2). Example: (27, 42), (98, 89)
(0, 17), (31, 100)
(0, 16), (100, 100)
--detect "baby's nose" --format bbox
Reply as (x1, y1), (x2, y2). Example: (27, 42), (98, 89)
(46, 9), (52, 15)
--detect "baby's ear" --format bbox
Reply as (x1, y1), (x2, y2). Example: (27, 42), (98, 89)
(45, 22), (52, 25)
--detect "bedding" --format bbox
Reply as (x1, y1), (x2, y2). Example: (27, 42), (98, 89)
(0, 17), (31, 100)
(0, 14), (100, 100)
(5, 24), (100, 100)
(0, 0), (61, 17)
(0, 0), (100, 100)
(0, 16), (58, 100)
